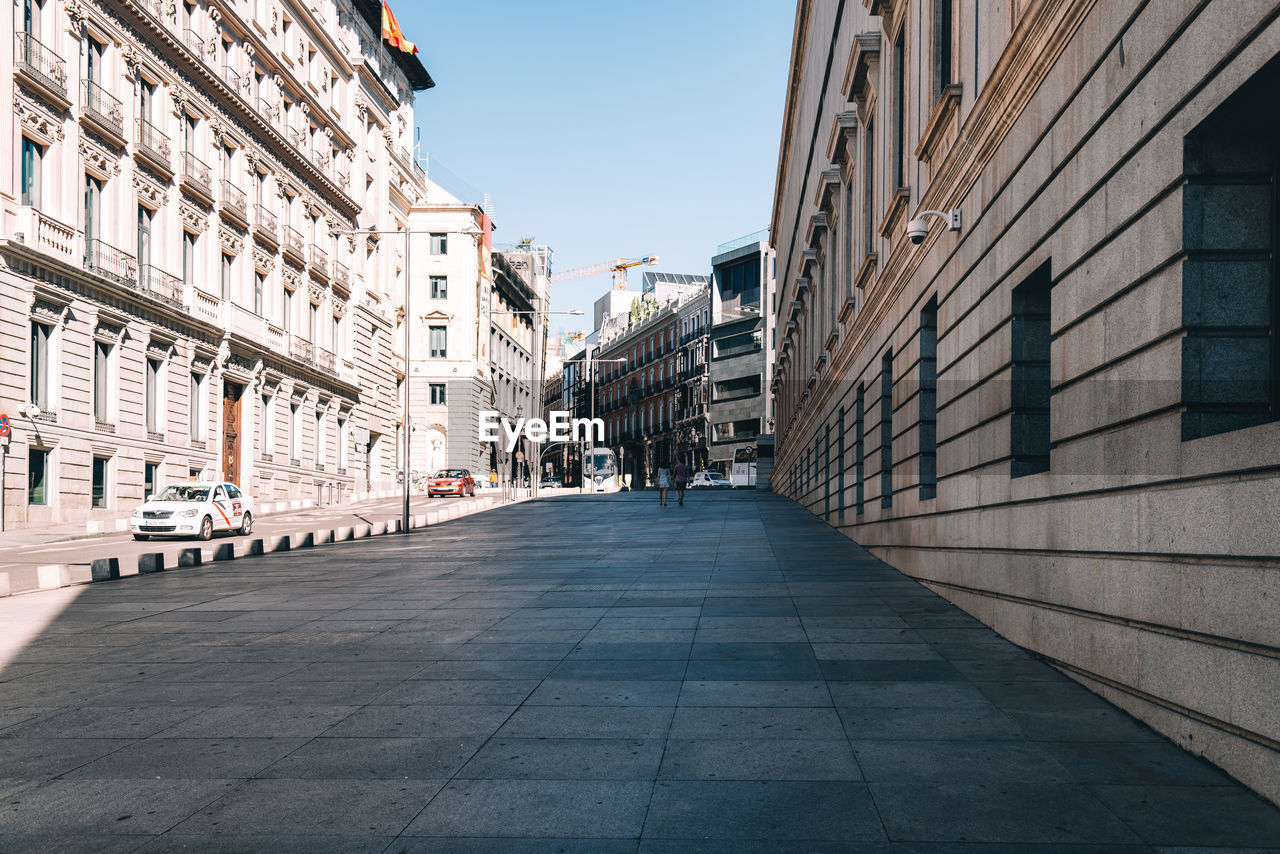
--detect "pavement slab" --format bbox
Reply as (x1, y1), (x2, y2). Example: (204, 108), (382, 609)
(0, 491), (1276, 851)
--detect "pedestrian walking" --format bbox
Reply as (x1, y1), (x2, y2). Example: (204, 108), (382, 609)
(656, 462), (672, 506)
(673, 458), (690, 506)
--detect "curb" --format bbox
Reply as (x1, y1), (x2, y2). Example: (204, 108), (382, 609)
(3, 495), (512, 598)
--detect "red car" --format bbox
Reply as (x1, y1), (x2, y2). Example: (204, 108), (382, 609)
(428, 468), (476, 497)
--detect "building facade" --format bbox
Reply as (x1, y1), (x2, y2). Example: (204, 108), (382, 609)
(708, 231), (776, 474)
(770, 0), (1279, 801)
(3, 0), (431, 529)
(674, 287), (710, 470)
(405, 185), (487, 479)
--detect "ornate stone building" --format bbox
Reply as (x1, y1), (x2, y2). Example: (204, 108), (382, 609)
(2, 0), (431, 528)
(770, 0), (1279, 801)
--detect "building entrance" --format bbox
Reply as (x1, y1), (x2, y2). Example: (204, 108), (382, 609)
(222, 381), (243, 484)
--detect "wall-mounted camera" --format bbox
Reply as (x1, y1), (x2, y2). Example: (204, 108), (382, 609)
(906, 209), (962, 245)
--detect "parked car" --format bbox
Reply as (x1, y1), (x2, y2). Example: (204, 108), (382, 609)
(690, 471), (733, 489)
(540, 476), (563, 489)
(428, 469), (476, 497)
(130, 482), (254, 541)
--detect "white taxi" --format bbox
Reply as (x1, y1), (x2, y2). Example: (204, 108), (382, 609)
(130, 482), (254, 541)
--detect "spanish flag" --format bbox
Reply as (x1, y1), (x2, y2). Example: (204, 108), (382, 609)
(381, 2), (418, 55)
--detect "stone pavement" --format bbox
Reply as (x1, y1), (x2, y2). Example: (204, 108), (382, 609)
(1, 491), (1278, 852)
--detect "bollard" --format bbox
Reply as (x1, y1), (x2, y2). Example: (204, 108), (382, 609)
(178, 548), (202, 567)
(335, 526), (353, 541)
(370, 521), (386, 536)
(269, 535), (291, 552)
(0, 572), (9, 597)
(293, 531), (314, 549)
(36, 564), (69, 589)
(413, 513), (427, 529)
(354, 524), (370, 539)
(91, 557), (121, 581)
(315, 529), (332, 545)
(246, 538), (265, 556)
(426, 511), (440, 525)
(138, 553), (165, 574)
(387, 519), (401, 534)
(213, 543), (236, 561)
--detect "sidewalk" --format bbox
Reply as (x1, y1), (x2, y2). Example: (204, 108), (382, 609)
(1, 491), (1277, 850)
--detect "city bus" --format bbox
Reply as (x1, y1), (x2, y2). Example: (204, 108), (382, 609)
(730, 445), (758, 488)
(584, 447), (619, 492)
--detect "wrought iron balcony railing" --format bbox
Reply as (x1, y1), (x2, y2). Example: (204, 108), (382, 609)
(84, 239), (137, 287)
(181, 150), (212, 194)
(221, 180), (247, 218)
(82, 79), (124, 137)
(137, 264), (184, 309)
(183, 28), (205, 58)
(15, 32), (67, 97)
(281, 226), (304, 259)
(309, 244), (328, 272)
(332, 260), (351, 289)
(290, 334), (314, 365)
(136, 118), (170, 165)
(316, 348), (335, 373)
(253, 204), (278, 240)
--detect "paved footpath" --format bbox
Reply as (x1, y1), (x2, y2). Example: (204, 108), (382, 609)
(2, 492), (1278, 852)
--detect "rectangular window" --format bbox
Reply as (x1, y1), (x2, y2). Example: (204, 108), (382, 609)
(864, 120), (875, 257)
(189, 372), (204, 441)
(1181, 61), (1279, 439)
(91, 456), (108, 508)
(712, 375), (761, 402)
(315, 410), (325, 464)
(894, 33), (906, 189)
(880, 351), (893, 508)
(429, 325), (447, 358)
(289, 402), (301, 461)
(429, 383), (446, 405)
(1010, 262), (1052, 476)
(855, 384), (867, 516)
(332, 315), (341, 358)
(254, 272), (265, 316)
(261, 394), (275, 455)
(283, 287), (294, 333)
(28, 448), (48, 505)
(183, 232), (197, 286)
(137, 204), (153, 272)
(837, 406), (846, 520)
(21, 138), (41, 207)
(221, 253), (233, 299)
(936, 0), (953, 96)
(338, 417), (348, 470)
(93, 340), (112, 423)
(30, 321), (50, 409)
(144, 461), (158, 499)
(430, 276), (447, 299)
(85, 174), (102, 245)
(429, 233), (447, 255)
(145, 357), (161, 433)
(919, 298), (938, 498)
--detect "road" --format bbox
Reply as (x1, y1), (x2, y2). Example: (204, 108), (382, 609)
(0, 493), (498, 596)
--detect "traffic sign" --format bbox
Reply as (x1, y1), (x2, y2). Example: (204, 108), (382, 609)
(515, 450), (525, 462)
(0, 414), (10, 439)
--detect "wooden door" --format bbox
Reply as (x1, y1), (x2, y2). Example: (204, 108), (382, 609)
(222, 381), (243, 484)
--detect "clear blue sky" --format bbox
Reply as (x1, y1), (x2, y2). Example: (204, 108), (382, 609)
(396, 0), (795, 334)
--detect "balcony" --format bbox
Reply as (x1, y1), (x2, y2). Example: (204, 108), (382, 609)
(14, 32), (67, 102)
(256, 97), (278, 124)
(183, 28), (205, 58)
(288, 127), (307, 149)
(332, 260), (351, 292)
(137, 264), (185, 309)
(253, 204), (278, 246)
(309, 245), (329, 279)
(84, 239), (137, 287)
(290, 334), (315, 365)
(81, 79), (124, 141)
(316, 348), (335, 373)
(15, 207), (76, 264)
(135, 118), (171, 172)
(221, 65), (242, 92)
(281, 226), (305, 262)
(180, 150), (213, 199)
(220, 180), (248, 225)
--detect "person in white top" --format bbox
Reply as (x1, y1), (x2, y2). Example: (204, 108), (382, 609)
(656, 463), (672, 506)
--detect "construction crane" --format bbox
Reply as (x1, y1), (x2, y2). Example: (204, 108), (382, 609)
(551, 256), (659, 291)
